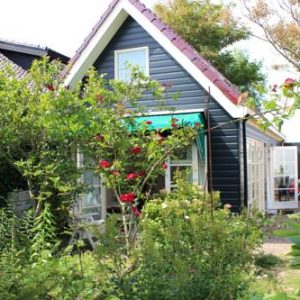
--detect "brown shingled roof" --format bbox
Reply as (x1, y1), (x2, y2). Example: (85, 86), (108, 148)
(63, 0), (240, 104)
(0, 52), (27, 79)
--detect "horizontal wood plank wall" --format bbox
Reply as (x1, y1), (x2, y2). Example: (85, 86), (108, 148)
(94, 17), (241, 209)
(246, 124), (281, 146)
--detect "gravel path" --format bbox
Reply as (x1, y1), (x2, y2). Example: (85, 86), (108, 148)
(261, 237), (292, 256)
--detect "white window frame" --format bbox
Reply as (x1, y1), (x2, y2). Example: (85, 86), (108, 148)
(247, 138), (265, 211)
(165, 143), (200, 192)
(114, 46), (149, 80)
(267, 146), (298, 210)
(76, 152), (106, 223)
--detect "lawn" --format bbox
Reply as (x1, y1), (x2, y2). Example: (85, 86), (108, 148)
(248, 240), (300, 299)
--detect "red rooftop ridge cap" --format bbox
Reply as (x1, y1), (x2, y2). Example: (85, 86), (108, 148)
(63, 0), (240, 105)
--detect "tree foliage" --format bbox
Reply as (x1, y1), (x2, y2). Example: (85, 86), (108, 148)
(244, 0), (300, 71)
(0, 58), (198, 248)
(154, 0), (265, 90)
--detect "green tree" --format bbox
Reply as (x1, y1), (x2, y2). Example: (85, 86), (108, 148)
(154, 0), (265, 90)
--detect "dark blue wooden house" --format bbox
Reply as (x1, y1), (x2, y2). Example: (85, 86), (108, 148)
(63, 0), (298, 220)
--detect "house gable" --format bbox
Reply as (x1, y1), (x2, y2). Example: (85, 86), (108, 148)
(63, 0), (246, 118)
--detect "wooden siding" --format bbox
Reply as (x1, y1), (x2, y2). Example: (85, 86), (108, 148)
(246, 124), (281, 146)
(94, 16), (241, 209)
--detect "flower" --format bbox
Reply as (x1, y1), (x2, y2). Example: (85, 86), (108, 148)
(284, 78), (295, 87)
(46, 84), (55, 91)
(162, 163), (168, 170)
(127, 173), (138, 180)
(171, 117), (179, 123)
(171, 123), (178, 128)
(120, 192), (135, 202)
(99, 159), (112, 168)
(138, 170), (146, 177)
(224, 204), (232, 209)
(145, 120), (153, 125)
(131, 146), (141, 154)
(112, 170), (120, 176)
(131, 206), (141, 217)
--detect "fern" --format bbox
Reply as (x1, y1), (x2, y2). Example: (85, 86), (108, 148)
(30, 203), (58, 260)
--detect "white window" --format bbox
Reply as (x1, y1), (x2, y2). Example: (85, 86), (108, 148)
(75, 152), (106, 223)
(114, 47), (149, 81)
(271, 146), (298, 207)
(247, 138), (265, 211)
(165, 143), (204, 191)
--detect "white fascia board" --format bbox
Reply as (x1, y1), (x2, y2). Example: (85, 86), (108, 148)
(64, 2), (128, 87)
(268, 126), (285, 141)
(64, 0), (245, 118)
(136, 108), (205, 116)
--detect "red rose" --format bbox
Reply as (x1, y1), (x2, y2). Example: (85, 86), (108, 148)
(112, 170), (120, 176)
(171, 123), (178, 128)
(127, 173), (138, 180)
(162, 163), (168, 170)
(138, 170), (146, 177)
(131, 146), (141, 154)
(99, 159), (111, 168)
(120, 192), (135, 202)
(171, 117), (179, 123)
(131, 206), (141, 217)
(284, 78), (295, 87)
(46, 84), (55, 91)
(145, 120), (153, 125)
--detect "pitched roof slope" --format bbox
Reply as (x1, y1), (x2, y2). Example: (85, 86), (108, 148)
(0, 39), (70, 64)
(64, 0), (240, 104)
(0, 52), (27, 79)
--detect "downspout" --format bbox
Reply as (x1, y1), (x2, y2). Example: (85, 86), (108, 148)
(243, 118), (248, 208)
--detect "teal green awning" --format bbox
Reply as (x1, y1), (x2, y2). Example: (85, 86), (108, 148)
(135, 112), (206, 161)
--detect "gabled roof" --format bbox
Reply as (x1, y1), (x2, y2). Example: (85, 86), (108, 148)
(0, 52), (27, 79)
(65, 0), (239, 104)
(0, 39), (69, 64)
(62, 0), (251, 118)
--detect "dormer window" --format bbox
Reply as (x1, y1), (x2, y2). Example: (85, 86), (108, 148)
(114, 47), (149, 81)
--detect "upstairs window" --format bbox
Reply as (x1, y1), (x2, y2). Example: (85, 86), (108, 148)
(114, 47), (149, 81)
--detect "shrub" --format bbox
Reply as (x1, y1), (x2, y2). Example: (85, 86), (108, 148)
(129, 182), (264, 300)
(254, 253), (282, 270)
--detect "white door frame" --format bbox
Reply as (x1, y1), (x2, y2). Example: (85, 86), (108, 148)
(267, 146), (298, 210)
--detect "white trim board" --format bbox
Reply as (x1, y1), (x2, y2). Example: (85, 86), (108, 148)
(64, 0), (247, 118)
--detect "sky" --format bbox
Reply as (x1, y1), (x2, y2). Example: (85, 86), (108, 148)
(0, 0), (299, 142)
